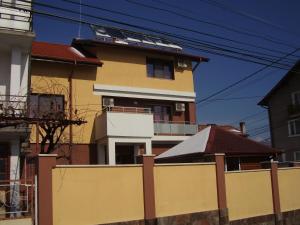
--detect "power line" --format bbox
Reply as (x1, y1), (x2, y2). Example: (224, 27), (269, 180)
(196, 48), (300, 104)
(125, 0), (300, 56)
(12, 0), (295, 69)
(152, 0), (299, 50)
(198, 0), (300, 38)
(63, 0), (297, 65)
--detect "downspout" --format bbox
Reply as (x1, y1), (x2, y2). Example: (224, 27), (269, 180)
(68, 60), (76, 164)
(192, 60), (201, 72)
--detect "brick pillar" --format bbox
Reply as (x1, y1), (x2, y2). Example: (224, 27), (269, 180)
(142, 155), (156, 225)
(187, 102), (196, 124)
(215, 154), (229, 225)
(37, 154), (57, 225)
(270, 161), (283, 225)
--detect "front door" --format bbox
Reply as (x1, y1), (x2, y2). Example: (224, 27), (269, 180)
(116, 145), (135, 164)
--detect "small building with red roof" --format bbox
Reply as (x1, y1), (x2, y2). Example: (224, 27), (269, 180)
(156, 125), (281, 170)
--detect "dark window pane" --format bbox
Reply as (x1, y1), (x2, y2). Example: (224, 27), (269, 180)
(295, 119), (300, 134)
(147, 58), (174, 80)
(147, 62), (154, 77)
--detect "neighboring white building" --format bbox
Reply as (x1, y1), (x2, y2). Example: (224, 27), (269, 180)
(0, 0), (34, 185)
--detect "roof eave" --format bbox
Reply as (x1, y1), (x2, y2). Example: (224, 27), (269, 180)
(72, 38), (209, 63)
(31, 55), (103, 67)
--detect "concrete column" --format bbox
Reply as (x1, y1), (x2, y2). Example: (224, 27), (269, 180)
(10, 48), (22, 97)
(134, 144), (139, 164)
(107, 138), (116, 165)
(38, 154), (57, 225)
(145, 139), (152, 155)
(97, 143), (106, 165)
(10, 139), (20, 215)
(20, 53), (29, 96)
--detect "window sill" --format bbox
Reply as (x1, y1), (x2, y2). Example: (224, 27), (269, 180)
(288, 134), (300, 138)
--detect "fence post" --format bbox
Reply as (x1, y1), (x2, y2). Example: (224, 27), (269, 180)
(142, 155), (156, 224)
(37, 154), (57, 225)
(270, 161), (283, 225)
(214, 153), (229, 225)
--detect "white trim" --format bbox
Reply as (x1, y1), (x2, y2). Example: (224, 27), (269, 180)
(288, 118), (300, 137)
(291, 91), (300, 105)
(93, 84), (196, 102)
(152, 135), (190, 142)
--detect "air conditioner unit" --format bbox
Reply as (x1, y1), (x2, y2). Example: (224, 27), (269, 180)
(103, 97), (114, 107)
(177, 59), (188, 69)
(175, 103), (185, 112)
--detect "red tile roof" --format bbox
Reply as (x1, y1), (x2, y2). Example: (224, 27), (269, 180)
(205, 126), (279, 155)
(31, 41), (102, 66)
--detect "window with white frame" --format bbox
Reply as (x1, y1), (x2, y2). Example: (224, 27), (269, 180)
(295, 151), (300, 161)
(288, 118), (300, 136)
(292, 91), (300, 105)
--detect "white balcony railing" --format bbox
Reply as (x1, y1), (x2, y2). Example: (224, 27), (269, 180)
(0, 0), (32, 32)
(103, 106), (152, 114)
(95, 107), (154, 140)
(0, 95), (27, 117)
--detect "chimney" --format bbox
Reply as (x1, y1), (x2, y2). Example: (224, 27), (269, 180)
(239, 122), (246, 135)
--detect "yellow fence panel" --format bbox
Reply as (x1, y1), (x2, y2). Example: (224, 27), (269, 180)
(225, 170), (273, 221)
(278, 167), (300, 212)
(154, 163), (218, 217)
(52, 166), (144, 225)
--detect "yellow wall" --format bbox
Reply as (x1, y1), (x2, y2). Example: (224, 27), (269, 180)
(154, 163), (218, 217)
(30, 45), (195, 144)
(225, 170), (274, 221)
(52, 166), (144, 225)
(95, 46), (194, 92)
(278, 167), (300, 212)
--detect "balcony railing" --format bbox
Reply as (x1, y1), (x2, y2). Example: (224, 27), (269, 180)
(103, 106), (152, 114)
(154, 121), (198, 136)
(102, 106), (198, 136)
(0, 95), (27, 117)
(0, 0), (33, 32)
(288, 104), (300, 117)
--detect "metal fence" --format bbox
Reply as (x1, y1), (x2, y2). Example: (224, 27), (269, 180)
(0, 95), (28, 118)
(0, 179), (35, 220)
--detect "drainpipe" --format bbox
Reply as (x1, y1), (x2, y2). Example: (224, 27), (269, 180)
(68, 61), (76, 163)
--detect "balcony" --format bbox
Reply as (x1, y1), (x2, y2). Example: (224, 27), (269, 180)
(0, 0), (32, 32)
(95, 106), (154, 140)
(0, 95), (27, 118)
(154, 121), (198, 136)
(288, 104), (300, 117)
(95, 106), (198, 140)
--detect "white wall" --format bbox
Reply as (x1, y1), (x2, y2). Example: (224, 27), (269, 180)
(107, 112), (154, 138)
(0, 51), (11, 97)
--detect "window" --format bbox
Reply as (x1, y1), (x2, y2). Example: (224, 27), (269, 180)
(29, 94), (64, 118)
(226, 157), (241, 171)
(146, 58), (174, 79)
(288, 119), (300, 136)
(292, 91), (300, 105)
(152, 105), (171, 122)
(0, 144), (9, 181)
(295, 151), (300, 161)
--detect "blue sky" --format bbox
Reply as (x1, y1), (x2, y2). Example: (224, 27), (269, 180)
(32, 0), (300, 141)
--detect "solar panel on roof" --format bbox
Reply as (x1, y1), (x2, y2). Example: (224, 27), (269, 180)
(91, 25), (182, 51)
(105, 27), (126, 39)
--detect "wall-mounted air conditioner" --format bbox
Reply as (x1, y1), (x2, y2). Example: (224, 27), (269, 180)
(175, 103), (185, 112)
(177, 59), (188, 69)
(103, 97), (114, 107)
